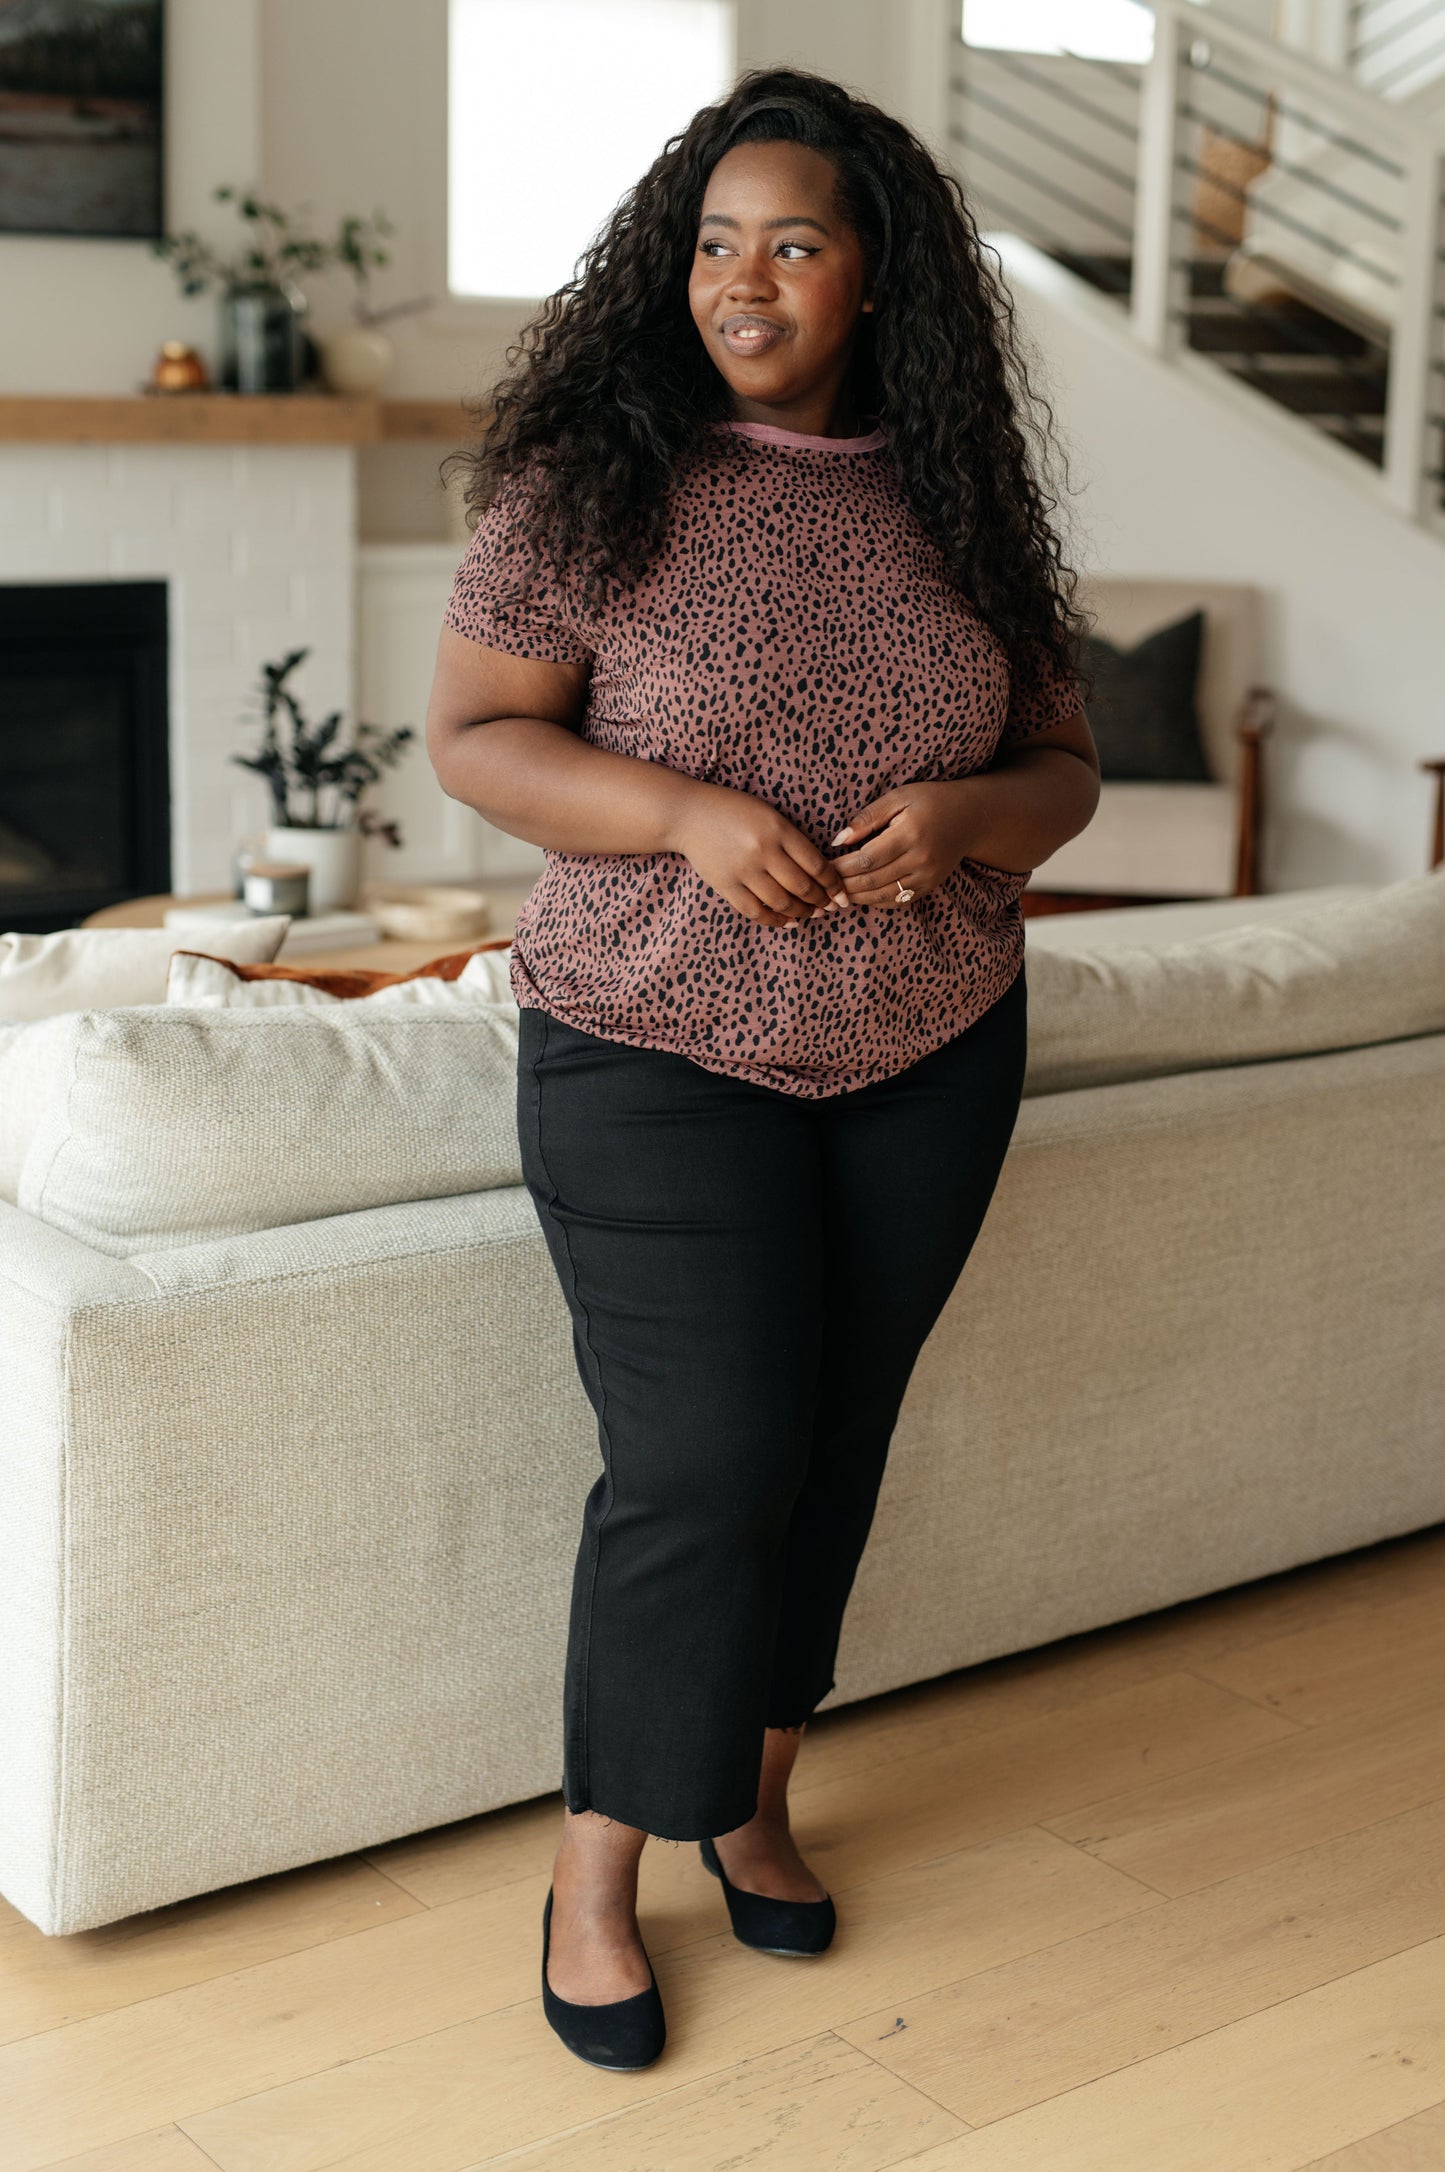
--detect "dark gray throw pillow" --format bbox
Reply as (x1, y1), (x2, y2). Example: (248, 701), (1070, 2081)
(1082, 610), (1212, 781)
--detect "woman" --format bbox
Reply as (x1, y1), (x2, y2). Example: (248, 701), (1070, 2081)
(427, 65), (1100, 2071)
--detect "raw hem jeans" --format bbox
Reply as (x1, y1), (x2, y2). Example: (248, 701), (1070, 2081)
(515, 961), (1028, 1841)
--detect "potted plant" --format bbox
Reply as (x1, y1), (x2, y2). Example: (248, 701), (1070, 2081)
(154, 187), (335, 393)
(318, 211), (432, 396)
(234, 649), (414, 912)
(154, 188), (422, 396)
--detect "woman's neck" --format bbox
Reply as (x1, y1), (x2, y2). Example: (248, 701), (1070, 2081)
(727, 396), (867, 442)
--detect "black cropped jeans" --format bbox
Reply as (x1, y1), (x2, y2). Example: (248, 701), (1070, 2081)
(515, 960), (1029, 1841)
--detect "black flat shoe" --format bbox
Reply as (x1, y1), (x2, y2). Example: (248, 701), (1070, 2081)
(540, 1886), (667, 2070)
(699, 1834), (837, 1956)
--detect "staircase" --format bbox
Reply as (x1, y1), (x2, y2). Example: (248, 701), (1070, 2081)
(1055, 251), (1392, 466)
(950, 0), (1445, 532)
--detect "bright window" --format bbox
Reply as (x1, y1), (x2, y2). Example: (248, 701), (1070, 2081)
(448, 0), (736, 300)
(961, 0), (1155, 62)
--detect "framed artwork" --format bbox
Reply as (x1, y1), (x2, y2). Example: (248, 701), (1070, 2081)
(0, 0), (164, 239)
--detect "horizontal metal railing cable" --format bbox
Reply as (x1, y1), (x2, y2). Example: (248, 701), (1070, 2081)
(1170, 267), (1387, 379)
(1173, 126), (1404, 293)
(947, 125), (1139, 247)
(974, 198), (1134, 295)
(1176, 99), (1404, 228)
(1350, 0), (1439, 62)
(1165, 156), (1395, 461)
(951, 78), (1139, 199)
(968, 47), (1140, 145)
(1182, 56), (1405, 177)
(1348, 0), (1445, 85)
(1372, 30), (1445, 95)
(1170, 193), (1393, 391)
(947, 20), (1142, 100)
(1156, 0), (1442, 146)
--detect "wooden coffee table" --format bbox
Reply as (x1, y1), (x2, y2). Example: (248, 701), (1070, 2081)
(84, 885), (534, 974)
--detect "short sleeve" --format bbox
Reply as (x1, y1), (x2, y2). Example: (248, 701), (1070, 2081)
(444, 469), (592, 664)
(998, 638), (1083, 750)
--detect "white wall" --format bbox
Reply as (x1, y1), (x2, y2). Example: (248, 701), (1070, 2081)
(0, 1), (262, 395)
(1001, 240), (1445, 888)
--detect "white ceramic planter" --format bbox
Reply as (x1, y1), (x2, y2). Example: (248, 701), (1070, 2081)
(265, 826), (363, 914)
(319, 325), (395, 396)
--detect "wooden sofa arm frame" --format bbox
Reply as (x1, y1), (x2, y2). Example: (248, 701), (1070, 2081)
(1421, 759), (1445, 872)
(1234, 685), (1276, 897)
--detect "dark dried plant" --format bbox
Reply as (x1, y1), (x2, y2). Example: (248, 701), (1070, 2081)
(233, 648), (414, 839)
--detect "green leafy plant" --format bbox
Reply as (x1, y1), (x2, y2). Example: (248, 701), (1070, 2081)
(153, 186), (334, 296)
(334, 210), (392, 310)
(155, 188), (406, 297)
(334, 209), (433, 328)
(234, 649), (414, 840)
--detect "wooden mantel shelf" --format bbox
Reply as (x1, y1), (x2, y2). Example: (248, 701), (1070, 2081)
(0, 395), (474, 447)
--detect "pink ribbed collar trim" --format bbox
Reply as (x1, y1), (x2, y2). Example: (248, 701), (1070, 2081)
(711, 417), (886, 453)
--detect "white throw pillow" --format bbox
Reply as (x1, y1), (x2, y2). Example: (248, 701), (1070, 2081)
(17, 1003), (522, 1257)
(165, 946), (516, 1009)
(0, 918), (291, 1022)
(1022, 869), (1445, 1096)
(0, 1018), (75, 1203)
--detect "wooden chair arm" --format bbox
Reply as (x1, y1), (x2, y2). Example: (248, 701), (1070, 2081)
(1233, 685), (1276, 896)
(1421, 759), (1445, 872)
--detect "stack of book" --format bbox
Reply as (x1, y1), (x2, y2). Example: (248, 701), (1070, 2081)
(162, 902), (382, 956)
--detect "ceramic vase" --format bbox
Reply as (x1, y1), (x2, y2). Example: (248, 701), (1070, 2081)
(319, 325), (395, 396)
(265, 826), (362, 914)
(220, 284), (304, 394)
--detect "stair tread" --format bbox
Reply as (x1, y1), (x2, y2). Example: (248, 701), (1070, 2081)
(1221, 363), (1388, 415)
(1186, 311), (1376, 357)
(1034, 240), (1396, 474)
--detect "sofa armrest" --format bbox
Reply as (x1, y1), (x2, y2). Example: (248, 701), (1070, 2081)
(0, 1197), (151, 1311)
(0, 1204), (152, 1932)
(0, 1183), (581, 1933)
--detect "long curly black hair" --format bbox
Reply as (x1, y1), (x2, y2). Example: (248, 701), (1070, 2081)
(446, 64), (1094, 715)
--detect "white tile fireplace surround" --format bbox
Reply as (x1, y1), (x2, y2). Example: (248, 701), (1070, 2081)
(0, 443), (354, 897)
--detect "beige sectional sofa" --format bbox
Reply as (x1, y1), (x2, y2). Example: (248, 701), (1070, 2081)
(2, 874), (1442, 1934)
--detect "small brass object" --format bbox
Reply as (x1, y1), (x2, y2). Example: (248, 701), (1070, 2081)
(151, 341), (209, 393)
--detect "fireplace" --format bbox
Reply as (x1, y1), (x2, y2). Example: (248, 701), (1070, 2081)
(0, 582), (171, 935)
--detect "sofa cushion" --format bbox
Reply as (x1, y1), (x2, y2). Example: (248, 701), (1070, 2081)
(0, 1018), (70, 1204)
(13, 878), (1442, 1247)
(17, 1004), (523, 1257)
(166, 943), (515, 1009)
(0, 918), (290, 1022)
(1022, 869), (1445, 1096)
(1023, 883), (1374, 949)
(1081, 609), (1212, 780)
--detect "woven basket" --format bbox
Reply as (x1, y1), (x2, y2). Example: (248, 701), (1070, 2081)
(363, 884), (493, 943)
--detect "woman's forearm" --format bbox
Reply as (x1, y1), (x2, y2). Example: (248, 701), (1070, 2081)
(956, 745), (1100, 874)
(434, 714), (707, 856)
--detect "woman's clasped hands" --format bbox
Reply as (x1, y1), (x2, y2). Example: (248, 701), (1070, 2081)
(672, 776), (1023, 929)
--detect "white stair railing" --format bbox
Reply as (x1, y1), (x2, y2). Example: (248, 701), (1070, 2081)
(950, 0), (1445, 537)
(1345, 0), (1445, 103)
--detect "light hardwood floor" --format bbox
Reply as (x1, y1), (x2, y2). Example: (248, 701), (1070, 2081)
(7, 1524), (1445, 2172)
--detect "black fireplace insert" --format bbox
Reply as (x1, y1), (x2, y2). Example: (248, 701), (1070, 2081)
(0, 581), (171, 935)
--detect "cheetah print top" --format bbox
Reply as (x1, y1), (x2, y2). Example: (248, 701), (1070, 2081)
(444, 417), (1082, 1098)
